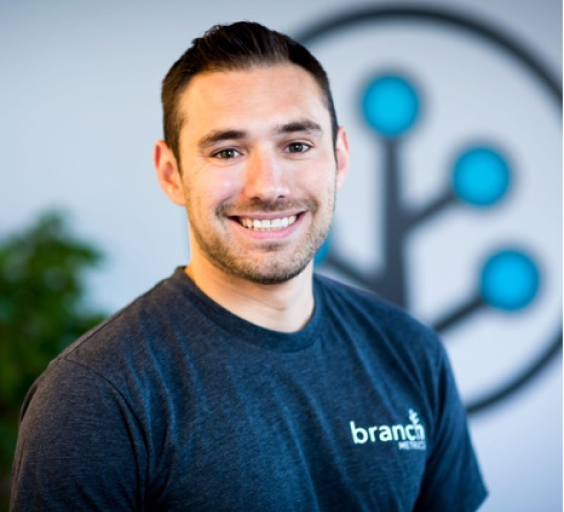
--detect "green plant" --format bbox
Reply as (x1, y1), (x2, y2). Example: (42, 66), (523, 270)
(0, 211), (107, 506)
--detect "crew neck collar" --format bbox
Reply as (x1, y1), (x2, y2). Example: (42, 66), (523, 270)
(168, 267), (326, 353)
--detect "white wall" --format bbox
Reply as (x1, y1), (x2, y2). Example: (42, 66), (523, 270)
(1, 1), (561, 510)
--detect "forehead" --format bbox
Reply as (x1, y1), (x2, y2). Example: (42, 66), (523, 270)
(177, 64), (330, 136)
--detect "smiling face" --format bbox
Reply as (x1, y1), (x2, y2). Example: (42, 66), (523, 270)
(156, 63), (349, 286)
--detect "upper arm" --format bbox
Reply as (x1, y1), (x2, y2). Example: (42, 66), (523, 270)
(10, 360), (147, 511)
(413, 348), (488, 512)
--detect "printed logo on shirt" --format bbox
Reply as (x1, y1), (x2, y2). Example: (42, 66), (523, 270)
(350, 409), (426, 451)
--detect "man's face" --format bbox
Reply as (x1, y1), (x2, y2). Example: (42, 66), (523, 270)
(170, 63), (348, 285)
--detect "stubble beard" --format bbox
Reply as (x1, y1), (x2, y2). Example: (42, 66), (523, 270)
(188, 193), (336, 286)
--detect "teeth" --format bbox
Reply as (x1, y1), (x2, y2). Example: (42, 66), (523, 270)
(239, 215), (297, 231)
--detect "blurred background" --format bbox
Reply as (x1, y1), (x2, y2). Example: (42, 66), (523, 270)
(0, 0), (561, 510)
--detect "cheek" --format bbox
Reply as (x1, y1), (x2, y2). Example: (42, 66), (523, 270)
(215, 174), (241, 197)
(186, 171), (241, 213)
(302, 163), (338, 193)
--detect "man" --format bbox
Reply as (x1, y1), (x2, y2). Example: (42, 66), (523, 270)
(10, 22), (487, 511)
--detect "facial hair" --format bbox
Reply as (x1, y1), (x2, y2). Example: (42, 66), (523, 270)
(186, 190), (336, 286)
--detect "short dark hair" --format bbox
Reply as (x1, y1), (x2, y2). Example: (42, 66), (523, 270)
(161, 21), (339, 163)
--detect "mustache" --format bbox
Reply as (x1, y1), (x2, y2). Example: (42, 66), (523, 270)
(218, 198), (316, 215)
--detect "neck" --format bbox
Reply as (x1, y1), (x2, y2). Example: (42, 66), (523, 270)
(185, 259), (315, 333)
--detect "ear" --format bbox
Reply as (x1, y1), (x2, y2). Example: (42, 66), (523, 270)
(334, 126), (350, 190)
(154, 140), (185, 206)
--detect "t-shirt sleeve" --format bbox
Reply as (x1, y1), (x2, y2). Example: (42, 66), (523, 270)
(10, 359), (147, 511)
(413, 342), (488, 512)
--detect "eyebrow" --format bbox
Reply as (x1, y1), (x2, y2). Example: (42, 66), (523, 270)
(197, 119), (323, 150)
(198, 129), (247, 149)
(276, 119), (323, 136)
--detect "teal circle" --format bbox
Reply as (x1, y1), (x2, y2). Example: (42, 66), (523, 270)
(361, 74), (420, 137)
(314, 236), (330, 265)
(480, 250), (540, 310)
(453, 146), (511, 206)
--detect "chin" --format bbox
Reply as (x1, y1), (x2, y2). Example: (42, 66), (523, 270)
(225, 259), (312, 286)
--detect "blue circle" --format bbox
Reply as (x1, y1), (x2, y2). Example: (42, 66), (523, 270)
(452, 146), (511, 206)
(361, 74), (420, 137)
(314, 235), (330, 265)
(480, 250), (540, 310)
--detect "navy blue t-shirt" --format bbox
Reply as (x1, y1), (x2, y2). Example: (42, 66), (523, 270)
(11, 268), (487, 511)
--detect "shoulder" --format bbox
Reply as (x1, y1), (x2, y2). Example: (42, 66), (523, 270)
(315, 273), (439, 343)
(19, 269), (199, 442)
(313, 273), (450, 382)
(62, 273), (173, 355)
(35, 268), (199, 395)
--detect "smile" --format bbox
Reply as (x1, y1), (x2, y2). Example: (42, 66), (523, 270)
(237, 215), (298, 231)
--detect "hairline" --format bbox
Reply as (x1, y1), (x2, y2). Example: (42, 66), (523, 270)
(172, 62), (337, 168)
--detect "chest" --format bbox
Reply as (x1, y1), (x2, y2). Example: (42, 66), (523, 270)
(146, 340), (431, 511)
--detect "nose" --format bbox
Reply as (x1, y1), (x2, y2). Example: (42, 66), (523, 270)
(242, 149), (290, 203)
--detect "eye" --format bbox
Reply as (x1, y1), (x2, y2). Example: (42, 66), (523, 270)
(285, 142), (311, 154)
(213, 148), (241, 159)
